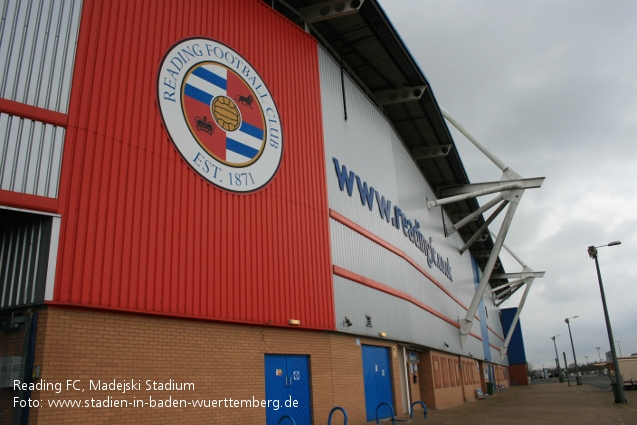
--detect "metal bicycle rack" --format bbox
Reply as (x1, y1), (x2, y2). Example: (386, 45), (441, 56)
(375, 402), (396, 425)
(410, 400), (428, 419)
(327, 406), (348, 425)
(276, 415), (297, 425)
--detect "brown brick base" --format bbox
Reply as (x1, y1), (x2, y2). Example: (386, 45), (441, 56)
(417, 351), (511, 410)
(6, 307), (514, 424)
(24, 307), (407, 424)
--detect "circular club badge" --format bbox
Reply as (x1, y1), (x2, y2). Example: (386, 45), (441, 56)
(157, 38), (283, 193)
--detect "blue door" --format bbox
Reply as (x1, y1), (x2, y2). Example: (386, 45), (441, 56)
(362, 345), (393, 421)
(265, 354), (311, 425)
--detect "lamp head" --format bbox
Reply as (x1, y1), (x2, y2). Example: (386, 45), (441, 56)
(590, 241), (621, 257)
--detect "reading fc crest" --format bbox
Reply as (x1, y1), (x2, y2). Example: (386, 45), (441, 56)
(157, 38), (283, 193)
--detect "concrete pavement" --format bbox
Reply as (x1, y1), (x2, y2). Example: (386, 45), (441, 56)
(367, 379), (637, 425)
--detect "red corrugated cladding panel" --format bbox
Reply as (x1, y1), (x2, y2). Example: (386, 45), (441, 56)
(55, 0), (334, 330)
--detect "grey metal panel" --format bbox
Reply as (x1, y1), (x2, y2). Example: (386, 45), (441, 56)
(320, 46), (495, 355)
(334, 275), (485, 358)
(331, 219), (467, 321)
(320, 47), (475, 293)
(319, 48), (402, 247)
(0, 208), (51, 308)
(0, 0), (83, 113)
(0, 113), (64, 197)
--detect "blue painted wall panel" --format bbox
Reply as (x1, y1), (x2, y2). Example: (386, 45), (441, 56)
(472, 257), (492, 362)
(501, 308), (528, 364)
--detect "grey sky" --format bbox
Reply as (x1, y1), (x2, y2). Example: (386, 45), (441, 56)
(378, 0), (637, 369)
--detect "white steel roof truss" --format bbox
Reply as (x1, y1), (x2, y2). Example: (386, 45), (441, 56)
(494, 280), (527, 305)
(445, 192), (509, 236)
(432, 107), (545, 348)
(459, 199), (509, 254)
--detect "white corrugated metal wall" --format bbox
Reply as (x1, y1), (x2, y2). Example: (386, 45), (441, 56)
(0, 115), (65, 196)
(0, 0), (82, 112)
(319, 46), (503, 359)
(0, 0), (83, 197)
(0, 0), (81, 309)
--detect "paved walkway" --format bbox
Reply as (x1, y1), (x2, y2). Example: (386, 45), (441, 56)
(369, 381), (637, 425)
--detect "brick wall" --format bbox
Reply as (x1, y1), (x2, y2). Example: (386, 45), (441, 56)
(495, 365), (511, 388)
(18, 307), (515, 423)
(407, 358), (422, 413)
(508, 363), (529, 386)
(418, 351), (467, 409)
(28, 307), (375, 424)
(418, 351), (435, 408)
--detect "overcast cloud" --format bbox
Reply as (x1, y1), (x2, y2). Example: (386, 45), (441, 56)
(378, 0), (637, 369)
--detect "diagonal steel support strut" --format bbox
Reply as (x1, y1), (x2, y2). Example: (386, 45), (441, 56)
(437, 107), (545, 348)
(459, 190), (523, 347)
(494, 240), (545, 360)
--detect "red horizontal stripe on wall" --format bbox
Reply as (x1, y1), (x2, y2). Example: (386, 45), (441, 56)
(0, 98), (68, 127)
(329, 210), (476, 315)
(0, 190), (58, 213)
(333, 265), (483, 341)
(330, 210), (509, 343)
(490, 342), (502, 352)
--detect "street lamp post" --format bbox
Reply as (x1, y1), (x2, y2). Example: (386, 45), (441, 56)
(563, 352), (571, 387)
(565, 316), (582, 385)
(596, 346), (602, 362)
(587, 241), (627, 403)
(551, 335), (563, 382)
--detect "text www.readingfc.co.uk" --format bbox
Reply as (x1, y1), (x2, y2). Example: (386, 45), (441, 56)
(17, 396), (298, 409)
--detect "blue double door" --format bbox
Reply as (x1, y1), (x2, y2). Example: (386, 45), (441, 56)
(264, 354), (312, 425)
(362, 345), (393, 421)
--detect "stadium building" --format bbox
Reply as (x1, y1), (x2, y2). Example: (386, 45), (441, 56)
(0, 0), (541, 423)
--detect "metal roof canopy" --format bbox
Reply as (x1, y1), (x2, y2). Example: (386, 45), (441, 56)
(265, 0), (509, 278)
